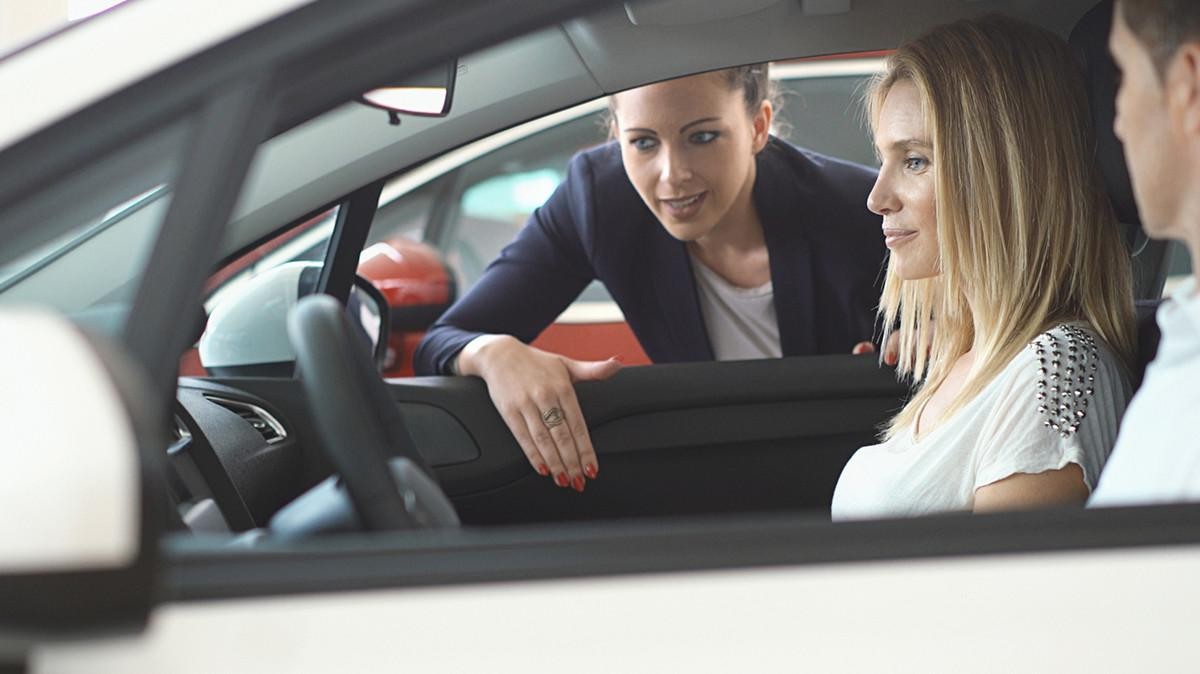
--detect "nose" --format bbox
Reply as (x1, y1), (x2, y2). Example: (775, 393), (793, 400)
(658, 144), (692, 186)
(866, 170), (899, 216)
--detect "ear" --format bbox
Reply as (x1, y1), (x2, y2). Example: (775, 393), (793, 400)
(751, 100), (773, 153)
(1169, 43), (1200, 137)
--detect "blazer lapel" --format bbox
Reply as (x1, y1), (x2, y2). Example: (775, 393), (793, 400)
(647, 220), (714, 362)
(755, 147), (817, 356)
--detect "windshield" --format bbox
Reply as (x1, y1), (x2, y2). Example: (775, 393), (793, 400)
(0, 120), (185, 336)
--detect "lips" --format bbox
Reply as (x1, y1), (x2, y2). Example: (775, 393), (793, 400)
(883, 227), (917, 249)
(660, 192), (706, 219)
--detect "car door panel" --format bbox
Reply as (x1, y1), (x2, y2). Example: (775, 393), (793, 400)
(387, 354), (905, 523)
(184, 354), (902, 529)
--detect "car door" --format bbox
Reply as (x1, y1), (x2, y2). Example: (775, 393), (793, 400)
(13, 2), (1200, 672)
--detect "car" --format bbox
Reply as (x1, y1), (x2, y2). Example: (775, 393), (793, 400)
(193, 55), (888, 376)
(2, 0), (1199, 672)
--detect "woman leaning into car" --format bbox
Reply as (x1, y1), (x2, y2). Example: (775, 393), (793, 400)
(414, 64), (887, 491)
(831, 15), (1138, 519)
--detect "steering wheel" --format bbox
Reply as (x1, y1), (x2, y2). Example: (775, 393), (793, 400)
(287, 293), (458, 530)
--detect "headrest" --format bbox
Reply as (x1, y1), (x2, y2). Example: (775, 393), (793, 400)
(1069, 0), (1142, 247)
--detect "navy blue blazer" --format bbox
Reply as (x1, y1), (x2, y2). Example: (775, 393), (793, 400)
(414, 137), (885, 375)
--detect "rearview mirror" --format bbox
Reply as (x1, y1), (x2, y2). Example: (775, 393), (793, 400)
(360, 60), (458, 122)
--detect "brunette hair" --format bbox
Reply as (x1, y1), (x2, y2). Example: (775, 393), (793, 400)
(1118, 0), (1200, 76)
(605, 63), (776, 137)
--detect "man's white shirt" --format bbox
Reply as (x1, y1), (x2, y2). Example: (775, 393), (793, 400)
(1090, 276), (1200, 506)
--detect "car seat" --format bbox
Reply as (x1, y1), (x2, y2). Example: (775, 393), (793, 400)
(1069, 0), (1166, 390)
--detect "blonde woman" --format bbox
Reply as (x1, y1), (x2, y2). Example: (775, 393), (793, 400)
(831, 15), (1137, 519)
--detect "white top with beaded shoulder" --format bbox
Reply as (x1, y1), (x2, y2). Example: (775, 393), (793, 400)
(831, 324), (1131, 520)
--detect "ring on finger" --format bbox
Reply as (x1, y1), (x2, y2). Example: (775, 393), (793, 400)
(541, 406), (565, 429)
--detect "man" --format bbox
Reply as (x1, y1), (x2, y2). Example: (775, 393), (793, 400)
(1090, 0), (1200, 505)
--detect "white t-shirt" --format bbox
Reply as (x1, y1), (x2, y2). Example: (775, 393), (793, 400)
(832, 324), (1130, 520)
(689, 254), (782, 360)
(1090, 277), (1200, 507)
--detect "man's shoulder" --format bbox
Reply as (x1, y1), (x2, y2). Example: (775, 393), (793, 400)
(1089, 372), (1200, 507)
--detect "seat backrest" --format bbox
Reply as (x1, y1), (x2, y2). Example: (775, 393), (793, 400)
(1133, 299), (1163, 391)
(1069, 0), (1166, 390)
(1069, 0), (1172, 301)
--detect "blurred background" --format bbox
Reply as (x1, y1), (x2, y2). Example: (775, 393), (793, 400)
(1, 0), (126, 52)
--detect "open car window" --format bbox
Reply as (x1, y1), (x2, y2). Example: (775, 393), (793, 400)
(196, 56), (888, 378)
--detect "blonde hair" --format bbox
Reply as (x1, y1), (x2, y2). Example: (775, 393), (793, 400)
(869, 15), (1136, 439)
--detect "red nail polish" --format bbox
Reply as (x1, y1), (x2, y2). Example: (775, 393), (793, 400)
(555, 472), (570, 488)
(584, 463), (598, 479)
(536, 463), (550, 477)
(572, 476), (586, 493)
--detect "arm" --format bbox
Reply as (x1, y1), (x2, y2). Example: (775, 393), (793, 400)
(974, 464), (1089, 512)
(971, 326), (1128, 513)
(413, 152), (601, 376)
(413, 151), (622, 490)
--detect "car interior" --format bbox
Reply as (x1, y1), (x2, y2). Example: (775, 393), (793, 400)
(0, 0), (1179, 571)
(124, 0), (1171, 546)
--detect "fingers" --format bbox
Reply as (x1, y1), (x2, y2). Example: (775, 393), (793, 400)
(496, 390), (591, 492)
(564, 355), (623, 382)
(497, 401), (561, 482)
(883, 331), (900, 367)
(520, 394), (585, 492)
(851, 341), (876, 356)
(558, 387), (598, 482)
(473, 341), (605, 491)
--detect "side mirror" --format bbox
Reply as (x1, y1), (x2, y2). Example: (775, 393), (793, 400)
(199, 262), (390, 377)
(0, 307), (162, 645)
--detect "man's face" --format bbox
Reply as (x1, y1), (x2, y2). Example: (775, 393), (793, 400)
(1110, 7), (1188, 238)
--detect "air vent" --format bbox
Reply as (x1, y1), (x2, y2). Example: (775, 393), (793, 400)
(204, 395), (287, 444)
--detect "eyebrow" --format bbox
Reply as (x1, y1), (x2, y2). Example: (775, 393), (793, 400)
(886, 138), (931, 151)
(622, 116), (722, 136)
(871, 137), (932, 162)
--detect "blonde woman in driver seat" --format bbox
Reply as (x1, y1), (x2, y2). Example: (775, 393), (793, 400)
(832, 15), (1138, 519)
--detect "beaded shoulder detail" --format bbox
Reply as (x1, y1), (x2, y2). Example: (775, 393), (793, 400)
(1028, 324), (1100, 438)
